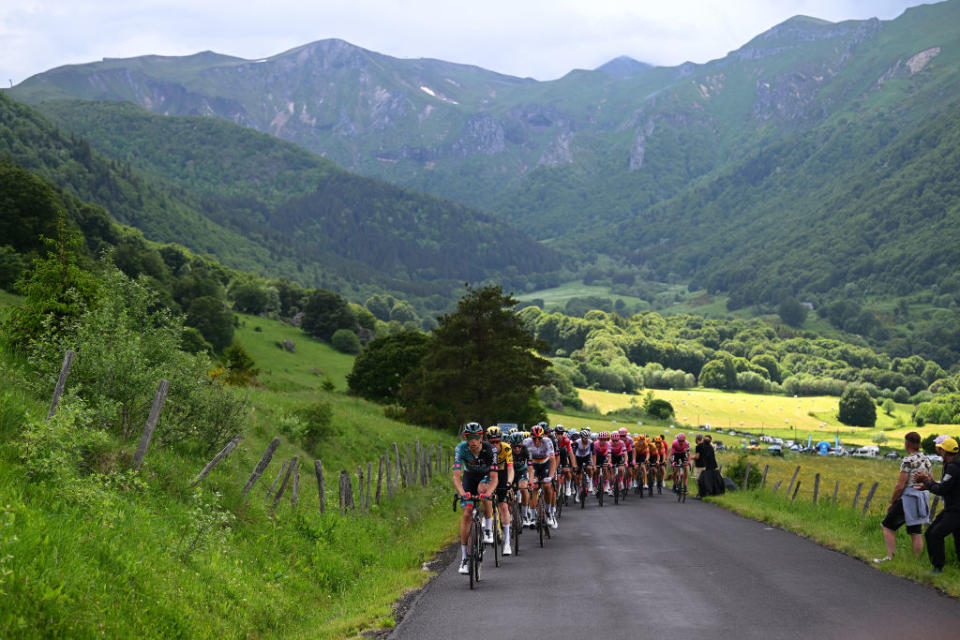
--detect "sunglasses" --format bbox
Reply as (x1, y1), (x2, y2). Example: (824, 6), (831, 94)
(466, 434), (482, 440)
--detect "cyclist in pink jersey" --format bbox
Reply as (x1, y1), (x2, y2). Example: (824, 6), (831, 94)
(671, 433), (691, 495)
(610, 432), (628, 495)
(592, 432), (614, 496)
(618, 427), (638, 489)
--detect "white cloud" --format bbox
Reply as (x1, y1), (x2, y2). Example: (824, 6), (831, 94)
(0, 0), (929, 85)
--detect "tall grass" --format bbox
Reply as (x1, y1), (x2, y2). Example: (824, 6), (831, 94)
(711, 454), (960, 596)
(0, 310), (460, 638)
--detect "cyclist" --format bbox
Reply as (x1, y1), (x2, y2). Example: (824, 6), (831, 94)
(610, 432), (628, 496)
(524, 425), (559, 529)
(634, 433), (649, 491)
(592, 432), (614, 495)
(618, 427), (637, 489)
(554, 425), (576, 499)
(452, 422), (499, 574)
(510, 432), (533, 527)
(671, 433), (691, 495)
(485, 426), (515, 555)
(572, 428), (594, 499)
(648, 435), (666, 495)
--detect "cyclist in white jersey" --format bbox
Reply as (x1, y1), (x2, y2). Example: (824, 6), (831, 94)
(523, 425), (558, 528)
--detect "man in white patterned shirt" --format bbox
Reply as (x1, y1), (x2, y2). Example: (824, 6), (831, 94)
(874, 431), (931, 563)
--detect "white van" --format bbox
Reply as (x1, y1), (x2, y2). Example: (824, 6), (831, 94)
(851, 445), (880, 458)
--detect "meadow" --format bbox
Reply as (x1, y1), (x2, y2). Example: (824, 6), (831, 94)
(0, 307), (459, 639)
(576, 387), (959, 447)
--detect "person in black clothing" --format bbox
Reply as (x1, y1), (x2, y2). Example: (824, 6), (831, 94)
(694, 434), (720, 497)
(914, 437), (960, 575)
(693, 434), (706, 480)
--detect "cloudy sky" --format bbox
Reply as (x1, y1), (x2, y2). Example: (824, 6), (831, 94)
(1, 0), (930, 86)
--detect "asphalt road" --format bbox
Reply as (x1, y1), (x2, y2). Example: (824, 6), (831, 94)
(390, 487), (960, 639)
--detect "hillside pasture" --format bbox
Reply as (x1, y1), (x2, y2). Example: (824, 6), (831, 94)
(576, 387), (958, 447)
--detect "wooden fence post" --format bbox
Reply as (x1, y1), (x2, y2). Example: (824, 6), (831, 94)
(339, 470), (347, 514)
(861, 482), (879, 516)
(376, 456), (384, 505)
(785, 466), (801, 498)
(315, 459), (325, 514)
(346, 470), (355, 511)
(242, 437), (280, 495)
(772, 480), (782, 494)
(366, 461), (373, 510)
(743, 463), (752, 491)
(852, 482), (864, 511)
(394, 443), (406, 488)
(832, 480), (840, 505)
(760, 465), (769, 490)
(427, 445), (434, 481)
(273, 456), (297, 508)
(357, 466), (365, 513)
(291, 458), (300, 509)
(47, 350), (75, 420)
(414, 441), (421, 484)
(191, 433), (243, 487)
(131, 380), (170, 471)
(385, 450), (393, 498)
(791, 480), (802, 502)
(406, 443), (413, 485)
(812, 473), (820, 505)
(266, 459), (289, 498)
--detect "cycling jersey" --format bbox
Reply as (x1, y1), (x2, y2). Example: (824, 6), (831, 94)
(523, 437), (555, 464)
(494, 442), (514, 488)
(610, 440), (626, 465)
(453, 441), (499, 476)
(556, 435), (574, 466)
(573, 440), (593, 458)
(592, 440), (610, 464)
(671, 439), (689, 463)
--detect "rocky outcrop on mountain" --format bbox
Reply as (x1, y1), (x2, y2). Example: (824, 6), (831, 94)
(538, 131), (574, 167)
(877, 46), (941, 85)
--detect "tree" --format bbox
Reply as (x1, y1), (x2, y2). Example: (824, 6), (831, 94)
(186, 296), (235, 353)
(301, 289), (355, 342)
(401, 285), (550, 429)
(330, 329), (361, 354)
(838, 386), (877, 427)
(347, 331), (430, 402)
(881, 398), (896, 416)
(778, 298), (809, 328)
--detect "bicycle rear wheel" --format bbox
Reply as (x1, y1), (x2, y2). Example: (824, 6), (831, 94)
(492, 507), (501, 567)
(614, 475), (620, 505)
(468, 520), (477, 590)
(537, 497), (545, 547)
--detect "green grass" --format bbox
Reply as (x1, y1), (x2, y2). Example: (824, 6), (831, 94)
(0, 311), (461, 639)
(514, 280), (650, 310)
(235, 314), (356, 392)
(710, 454), (960, 597)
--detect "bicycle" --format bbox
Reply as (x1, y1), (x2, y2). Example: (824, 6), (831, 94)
(672, 461), (688, 503)
(452, 493), (485, 589)
(578, 465), (590, 509)
(508, 489), (521, 556)
(531, 481), (551, 547)
(490, 493), (503, 567)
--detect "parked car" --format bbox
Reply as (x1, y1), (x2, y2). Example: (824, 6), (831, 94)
(884, 452), (900, 460)
(851, 446), (880, 458)
(767, 445), (783, 456)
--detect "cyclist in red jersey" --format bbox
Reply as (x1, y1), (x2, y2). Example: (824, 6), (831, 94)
(554, 425), (576, 499)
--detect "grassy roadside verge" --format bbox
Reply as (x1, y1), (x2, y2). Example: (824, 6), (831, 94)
(0, 303), (462, 639)
(708, 476), (960, 598)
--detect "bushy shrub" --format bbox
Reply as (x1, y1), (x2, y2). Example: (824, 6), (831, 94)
(331, 329), (361, 354)
(20, 396), (111, 480)
(838, 386), (877, 427)
(892, 386), (911, 403)
(725, 454), (763, 490)
(295, 401), (335, 452)
(646, 398), (674, 419)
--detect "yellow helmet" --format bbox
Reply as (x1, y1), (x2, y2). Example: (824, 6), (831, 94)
(486, 425), (502, 439)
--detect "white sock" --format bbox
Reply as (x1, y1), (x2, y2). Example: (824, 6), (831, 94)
(461, 544), (468, 560)
(503, 524), (511, 540)
(483, 517), (491, 530)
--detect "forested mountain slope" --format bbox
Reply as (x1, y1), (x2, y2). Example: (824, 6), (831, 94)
(8, 2), (960, 311)
(0, 93), (560, 303)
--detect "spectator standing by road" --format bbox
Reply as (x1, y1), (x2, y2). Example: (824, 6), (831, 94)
(874, 432), (930, 564)
(692, 434), (706, 480)
(914, 437), (960, 575)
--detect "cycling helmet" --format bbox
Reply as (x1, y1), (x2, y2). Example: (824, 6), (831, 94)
(600, 431), (610, 440)
(677, 433), (686, 441)
(536, 421), (549, 430)
(554, 425), (565, 434)
(463, 422), (483, 437)
(580, 429), (590, 439)
(507, 426), (518, 435)
(618, 427), (628, 437)
(486, 425), (502, 440)
(531, 425), (546, 438)
(611, 432), (620, 441)
(569, 431), (580, 440)
(653, 435), (662, 443)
